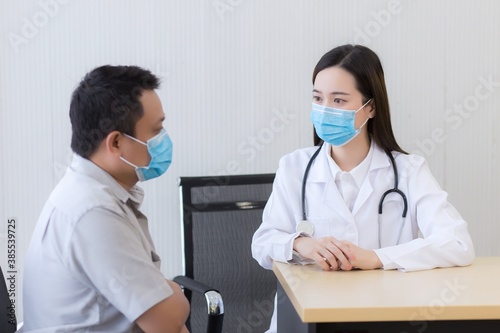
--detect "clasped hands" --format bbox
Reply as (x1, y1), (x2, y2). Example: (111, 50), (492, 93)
(293, 236), (383, 271)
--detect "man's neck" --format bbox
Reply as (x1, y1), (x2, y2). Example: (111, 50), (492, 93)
(89, 154), (135, 191)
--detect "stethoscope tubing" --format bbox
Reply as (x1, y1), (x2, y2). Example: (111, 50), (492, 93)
(300, 143), (409, 245)
(301, 143), (324, 221)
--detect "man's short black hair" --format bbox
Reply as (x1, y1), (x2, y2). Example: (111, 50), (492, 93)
(69, 65), (160, 158)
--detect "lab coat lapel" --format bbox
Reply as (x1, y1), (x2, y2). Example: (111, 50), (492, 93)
(352, 177), (373, 216)
(323, 176), (354, 222)
(352, 144), (391, 216)
(307, 144), (354, 223)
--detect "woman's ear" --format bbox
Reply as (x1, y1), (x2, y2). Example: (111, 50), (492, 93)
(368, 100), (376, 118)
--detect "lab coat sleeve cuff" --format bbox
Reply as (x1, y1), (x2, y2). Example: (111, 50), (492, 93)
(374, 249), (400, 270)
(286, 235), (316, 265)
(288, 250), (316, 265)
(274, 232), (304, 264)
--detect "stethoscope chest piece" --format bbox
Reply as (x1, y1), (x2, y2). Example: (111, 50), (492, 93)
(296, 220), (314, 237)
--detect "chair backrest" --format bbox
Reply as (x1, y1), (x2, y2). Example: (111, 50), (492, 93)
(179, 174), (276, 333)
(1, 266), (17, 333)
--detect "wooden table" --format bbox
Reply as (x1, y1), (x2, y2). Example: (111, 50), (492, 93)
(273, 257), (500, 332)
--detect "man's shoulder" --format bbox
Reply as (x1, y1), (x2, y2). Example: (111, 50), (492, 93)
(49, 169), (122, 219)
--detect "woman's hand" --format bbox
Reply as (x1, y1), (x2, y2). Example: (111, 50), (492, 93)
(338, 241), (383, 270)
(293, 237), (383, 271)
(293, 236), (353, 271)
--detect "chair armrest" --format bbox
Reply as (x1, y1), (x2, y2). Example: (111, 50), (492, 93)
(173, 276), (216, 296)
(173, 276), (224, 333)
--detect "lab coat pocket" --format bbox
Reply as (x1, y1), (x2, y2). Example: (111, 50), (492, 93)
(378, 195), (406, 246)
(294, 215), (333, 238)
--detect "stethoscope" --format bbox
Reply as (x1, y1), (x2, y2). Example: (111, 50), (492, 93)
(297, 143), (408, 247)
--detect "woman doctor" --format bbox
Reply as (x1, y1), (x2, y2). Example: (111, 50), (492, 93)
(251, 44), (475, 332)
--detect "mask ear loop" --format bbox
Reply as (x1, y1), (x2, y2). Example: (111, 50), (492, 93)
(356, 116), (370, 131)
(354, 98), (373, 113)
(123, 133), (147, 146)
(119, 133), (148, 169)
(119, 156), (139, 169)
(353, 98), (373, 131)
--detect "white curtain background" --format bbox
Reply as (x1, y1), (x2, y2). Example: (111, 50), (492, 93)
(1, 0), (499, 321)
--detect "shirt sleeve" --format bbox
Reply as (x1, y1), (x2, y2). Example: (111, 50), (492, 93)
(374, 156), (475, 272)
(64, 206), (174, 322)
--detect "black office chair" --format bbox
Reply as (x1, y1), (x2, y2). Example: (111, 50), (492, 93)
(174, 174), (276, 333)
(1, 266), (17, 333)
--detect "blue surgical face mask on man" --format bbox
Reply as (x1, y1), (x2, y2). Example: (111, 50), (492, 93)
(310, 99), (372, 146)
(119, 128), (173, 181)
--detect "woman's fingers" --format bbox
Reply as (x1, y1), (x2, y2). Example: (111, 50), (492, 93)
(328, 239), (353, 270)
(312, 252), (333, 271)
(296, 236), (355, 271)
(316, 237), (352, 271)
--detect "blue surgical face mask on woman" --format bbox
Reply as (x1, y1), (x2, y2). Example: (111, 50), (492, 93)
(310, 99), (372, 146)
(119, 128), (173, 181)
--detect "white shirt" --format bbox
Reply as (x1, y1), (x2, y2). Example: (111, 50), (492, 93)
(22, 155), (173, 333)
(326, 141), (374, 212)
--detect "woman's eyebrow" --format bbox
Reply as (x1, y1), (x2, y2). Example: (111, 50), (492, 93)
(312, 89), (350, 96)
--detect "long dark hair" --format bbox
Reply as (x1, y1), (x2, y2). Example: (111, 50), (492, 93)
(312, 45), (407, 155)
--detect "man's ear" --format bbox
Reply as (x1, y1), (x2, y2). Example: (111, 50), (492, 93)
(105, 131), (123, 156)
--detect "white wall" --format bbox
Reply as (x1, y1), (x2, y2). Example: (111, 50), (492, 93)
(1, 0), (499, 322)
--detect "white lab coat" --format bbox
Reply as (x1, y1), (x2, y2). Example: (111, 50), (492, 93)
(252, 142), (475, 271)
(252, 142), (475, 332)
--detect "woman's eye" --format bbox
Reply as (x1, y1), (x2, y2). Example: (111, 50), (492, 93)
(333, 98), (342, 103)
(313, 96), (322, 102)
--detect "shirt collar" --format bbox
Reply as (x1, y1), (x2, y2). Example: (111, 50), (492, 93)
(325, 139), (375, 188)
(70, 154), (144, 207)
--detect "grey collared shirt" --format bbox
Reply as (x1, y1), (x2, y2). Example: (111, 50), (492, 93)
(22, 155), (173, 333)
